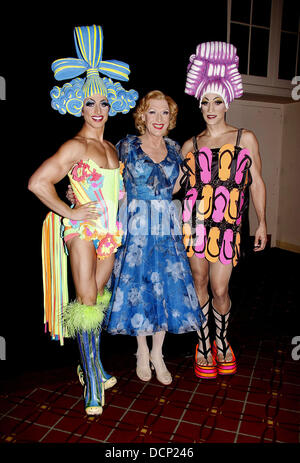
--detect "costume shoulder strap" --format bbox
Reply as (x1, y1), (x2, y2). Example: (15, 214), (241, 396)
(192, 136), (198, 153)
(236, 128), (243, 147)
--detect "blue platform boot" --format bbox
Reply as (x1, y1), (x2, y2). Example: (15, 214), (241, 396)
(77, 329), (117, 390)
(63, 301), (107, 415)
(77, 288), (117, 390)
(77, 329), (105, 415)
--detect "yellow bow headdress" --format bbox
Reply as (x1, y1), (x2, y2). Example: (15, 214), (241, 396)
(50, 25), (138, 116)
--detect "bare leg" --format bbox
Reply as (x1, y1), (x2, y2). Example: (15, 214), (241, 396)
(150, 331), (172, 385)
(209, 260), (232, 314)
(209, 261), (233, 362)
(136, 335), (149, 355)
(67, 237), (97, 305)
(136, 335), (151, 381)
(189, 255), (210, 306)
(189, 255), (213, 366)
(151, 331), (165, 358)
(95, 254), (115, 295)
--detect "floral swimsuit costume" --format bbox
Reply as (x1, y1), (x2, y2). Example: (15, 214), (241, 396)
(63, 158), (124, 259)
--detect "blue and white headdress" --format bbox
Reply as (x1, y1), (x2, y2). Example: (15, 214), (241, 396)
(50, 25), (138, 117)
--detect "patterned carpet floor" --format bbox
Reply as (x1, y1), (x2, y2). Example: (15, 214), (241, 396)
(0, 247), (299, 446)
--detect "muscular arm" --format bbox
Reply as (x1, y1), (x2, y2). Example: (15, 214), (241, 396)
(28, 139), (98, 220)
(243, 130), (267, 251)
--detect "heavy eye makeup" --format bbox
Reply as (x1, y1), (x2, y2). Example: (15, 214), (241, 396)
(85, 99), (95, 107)
(84, 99), (110, 108)
(201, 98), (223, 106)
(100, 100), (110, 109)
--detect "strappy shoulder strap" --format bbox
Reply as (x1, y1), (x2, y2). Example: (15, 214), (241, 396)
(192, 136), (198, 153)
(236, 128), (243, 147)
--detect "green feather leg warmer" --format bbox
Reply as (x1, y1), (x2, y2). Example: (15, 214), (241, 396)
(63, 287), (111, 338)
(97, 287), (112, 306)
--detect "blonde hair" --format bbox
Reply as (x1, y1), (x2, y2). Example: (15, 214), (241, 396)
(133, 90), (178, 135)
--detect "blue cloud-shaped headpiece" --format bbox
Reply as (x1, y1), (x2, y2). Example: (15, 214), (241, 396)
(50, 25), (138, 117)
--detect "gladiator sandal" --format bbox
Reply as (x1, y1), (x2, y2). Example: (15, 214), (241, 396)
(63, 301), (107, 415)
(77, 288), (117, 391)
(212, 301), (237, 375)
(194, 300), (218, 379)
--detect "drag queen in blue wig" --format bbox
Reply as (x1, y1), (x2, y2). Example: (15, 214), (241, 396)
(28, 25), (138, 416)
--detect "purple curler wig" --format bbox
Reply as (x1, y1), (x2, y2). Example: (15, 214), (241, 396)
(185, 41), (243, 108)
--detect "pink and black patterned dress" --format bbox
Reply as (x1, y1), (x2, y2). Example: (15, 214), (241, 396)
(181, 128), (252, 266)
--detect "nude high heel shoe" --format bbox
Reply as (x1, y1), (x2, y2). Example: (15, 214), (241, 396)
(149, 353), (172, 385)
(135, 351), (152, 382)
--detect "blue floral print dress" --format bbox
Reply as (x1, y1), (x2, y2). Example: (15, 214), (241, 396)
(104, 135), (205, 336)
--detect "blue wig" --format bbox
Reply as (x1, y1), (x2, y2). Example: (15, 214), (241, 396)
(50, 25), (138, 117)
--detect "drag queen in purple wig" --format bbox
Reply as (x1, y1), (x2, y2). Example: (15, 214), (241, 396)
(180, 42), (267, 379)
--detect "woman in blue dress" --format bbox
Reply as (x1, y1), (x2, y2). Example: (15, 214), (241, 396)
(105, 90), (205, 385)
